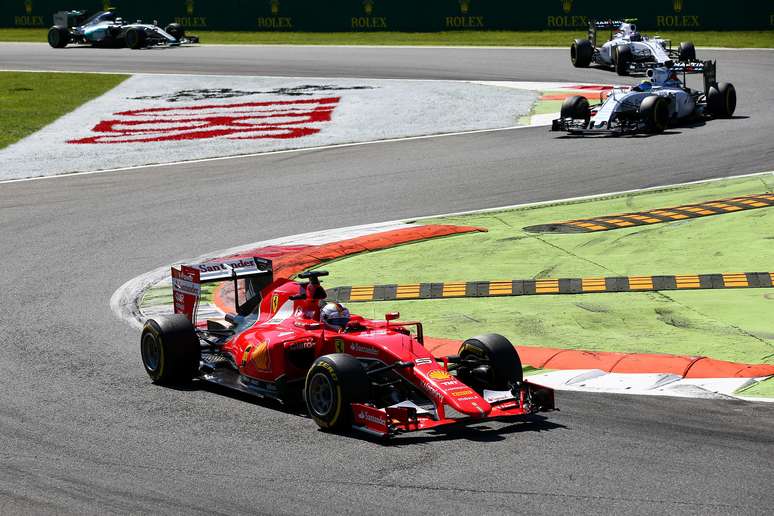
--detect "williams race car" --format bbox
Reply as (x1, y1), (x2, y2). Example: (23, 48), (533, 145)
(140, 257), (555, 438)
(551, 60), (736, 136)
(571, 19), (696, 75)
(47, 9), (198, 49)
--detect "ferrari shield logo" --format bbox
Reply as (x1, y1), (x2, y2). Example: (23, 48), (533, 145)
(334, 338), (345, 353)
(271, 294), (279, 313)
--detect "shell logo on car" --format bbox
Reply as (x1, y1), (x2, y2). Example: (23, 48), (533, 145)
(428, 370), (452, 380)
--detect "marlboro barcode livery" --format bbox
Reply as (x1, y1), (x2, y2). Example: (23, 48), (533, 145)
(141, 259), (554, 438)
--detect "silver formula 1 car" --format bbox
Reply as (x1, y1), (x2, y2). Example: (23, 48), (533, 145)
(571, 19), (695, 76)
(47, 9), (199, 49)
(551, 60), (736, 136)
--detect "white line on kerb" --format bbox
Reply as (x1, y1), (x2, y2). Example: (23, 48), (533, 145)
(110, 169), (774, 328)
(0, 122), (545, 185)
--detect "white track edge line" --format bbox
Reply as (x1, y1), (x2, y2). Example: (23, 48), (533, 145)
(0, 122), (547, 185)
(109, 168), (774, 329)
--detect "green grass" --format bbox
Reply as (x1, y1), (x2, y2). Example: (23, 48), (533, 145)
(0, 71), (127, 149)
(1, 28), (773, 47)
(318, 173), (774, 368)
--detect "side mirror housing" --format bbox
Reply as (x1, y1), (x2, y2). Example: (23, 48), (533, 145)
(385, 312), (400, 321)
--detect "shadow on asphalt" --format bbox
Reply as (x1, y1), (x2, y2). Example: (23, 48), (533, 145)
(340, 413), (566, 446)
(160, 380), (565, 443)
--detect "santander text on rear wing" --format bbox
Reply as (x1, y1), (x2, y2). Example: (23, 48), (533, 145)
(172, 256), (273, 323)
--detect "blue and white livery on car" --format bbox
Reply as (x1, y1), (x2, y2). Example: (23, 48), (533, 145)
(571, 19), (696, 76)
(551, 61), (737, 135)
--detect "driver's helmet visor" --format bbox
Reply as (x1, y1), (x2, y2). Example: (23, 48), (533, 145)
(321, 303), (350, 328)
(326, 316), (350, 328)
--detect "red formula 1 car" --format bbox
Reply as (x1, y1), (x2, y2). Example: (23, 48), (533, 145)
(140, 257), (555, 437)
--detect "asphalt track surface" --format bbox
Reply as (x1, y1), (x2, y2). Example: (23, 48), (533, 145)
(1, 44), (773, 514)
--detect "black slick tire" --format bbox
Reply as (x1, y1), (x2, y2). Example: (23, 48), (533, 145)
(560, 95), (590, 124)
(707, 82), (736, 118)
(639, 95), (670, 133)
(140, 315), (200, 384)
(165, 23), (185, 40)
(614, 45), (632, 76)
(305, 354), (370, 431)
(678, 41), (696, 62)
(47, 26), (70, 48)
(571, 38), (593, 67)
(126, 28), (147, 49)
(458, 334), (523, 390)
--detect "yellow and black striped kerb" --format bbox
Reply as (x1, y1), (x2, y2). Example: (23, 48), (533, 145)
(326, 272), (774, 303)
(524, 193), (774, 233)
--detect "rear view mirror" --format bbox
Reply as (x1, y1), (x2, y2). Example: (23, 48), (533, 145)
(385, 312), (400, 321)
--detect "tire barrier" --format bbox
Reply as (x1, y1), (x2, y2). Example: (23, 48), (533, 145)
(325, 271), (774, 302)
(524, 193), (774, 234)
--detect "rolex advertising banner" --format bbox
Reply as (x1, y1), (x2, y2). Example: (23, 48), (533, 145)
(5, 1), (773, 31)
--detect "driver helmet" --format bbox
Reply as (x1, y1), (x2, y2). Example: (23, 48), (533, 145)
(635, 79), (652, 92)
(320, 302), (350, 329)
(630, 32), (642, 42)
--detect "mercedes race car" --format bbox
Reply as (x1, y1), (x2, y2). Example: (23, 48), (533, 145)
(571, 19), (696, 75)
(47, 9), (198, 49)
(140, 257), (555, 438)
(552, 60), (736, 136)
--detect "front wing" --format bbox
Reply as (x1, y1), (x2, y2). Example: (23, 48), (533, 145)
(350, 381), (555, 437)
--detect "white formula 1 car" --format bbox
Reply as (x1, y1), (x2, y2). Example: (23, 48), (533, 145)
(571, 19), (696, 76)
(551, 60), (736, 136)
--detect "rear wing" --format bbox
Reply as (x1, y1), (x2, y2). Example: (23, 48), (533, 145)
(587, 19), (625, 47)
(671, 59), (717, 94)
(172, 256), (273, 323)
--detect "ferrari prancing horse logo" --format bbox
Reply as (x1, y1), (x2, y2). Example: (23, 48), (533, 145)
(271, 294), (279, 313)
(334, 338), (345, 353)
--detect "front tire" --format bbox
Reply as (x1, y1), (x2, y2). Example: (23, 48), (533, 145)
(140, 315), (200, 384)
(305, 354), (370, 431)
(571, 38), (593, 67)
(678, 41), (696, 62)
(47, 26), (70, 48)
(458, 334), (523, 391)
(560, 95), (590, 124)
(125, 28), (147, 49)
(707, 82), (736, 118)
(165, 23), (185, 40)
(614, 45), (632, 76)
(639, 95), (670, 133)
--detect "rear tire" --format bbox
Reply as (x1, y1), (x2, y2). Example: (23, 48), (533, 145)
(678, 41), (696, 62)
(140, 315), (200, 384)
(125, 28), (147, 49)
(47, 26), (70, 48)
(639, 95), (670, 133)
(614, 45), (632, 76)
(571, 39), (593, 67)
(305, 354), (370, 431)
(560, 95), (590, 124)
(165, 23), (185, 40)
(458, 334), (523, 391)
(707, 82), (736, 118)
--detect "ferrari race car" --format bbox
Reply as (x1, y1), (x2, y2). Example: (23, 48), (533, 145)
(47, 9), (198, 49)
(571, 19), (696, 75)
(139, 257), (555, 438)
(551, 60), (736, 136)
